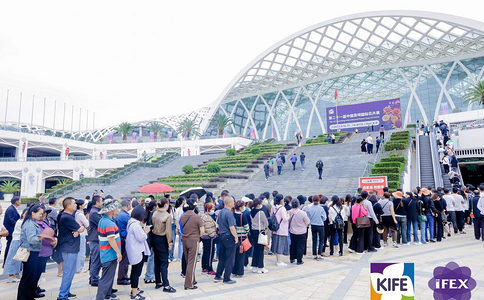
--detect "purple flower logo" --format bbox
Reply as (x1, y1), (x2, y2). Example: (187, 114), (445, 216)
(428, 262), (476, 300)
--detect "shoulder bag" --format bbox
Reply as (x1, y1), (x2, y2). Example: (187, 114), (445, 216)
(239, 214), (252, 253)
(257, 211), (268, 245)
(13, 247), (30, 262)
(356, 205), (371, 228)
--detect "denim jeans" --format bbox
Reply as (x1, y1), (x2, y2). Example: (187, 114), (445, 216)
(144, 249), (154, 280)
(395, 216), (407, 243)
(301, 161), (305, 169)
(407, 220), (419, 243)
(59, 252), (78, 299)
(419, 219), (427, 243)
(168, 223), (176, 260)
(178, 237), (183, 260)
(425, 214), (435, 240)
(76, 235), (86, 272)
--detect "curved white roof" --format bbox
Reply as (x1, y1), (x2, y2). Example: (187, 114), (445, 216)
(216, 10), (484, 106)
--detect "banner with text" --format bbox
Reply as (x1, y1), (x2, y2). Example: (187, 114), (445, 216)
(359, 176), (388, 196)
(326, 98), (402, 132)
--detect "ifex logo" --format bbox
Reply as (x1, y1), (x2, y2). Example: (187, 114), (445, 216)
(370, 263), (414, 300)
(428, 262), (476, 300)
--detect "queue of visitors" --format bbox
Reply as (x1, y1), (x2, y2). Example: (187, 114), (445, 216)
(3, 181), (484, 300)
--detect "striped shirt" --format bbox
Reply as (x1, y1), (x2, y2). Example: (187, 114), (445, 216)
(98, 215), (121, 263)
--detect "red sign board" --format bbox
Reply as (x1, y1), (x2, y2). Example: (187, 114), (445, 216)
(359, 176), (388, 196)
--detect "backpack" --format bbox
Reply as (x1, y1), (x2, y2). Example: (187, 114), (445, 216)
(332, 207), (344, 230)
(268, 207), (282, 231)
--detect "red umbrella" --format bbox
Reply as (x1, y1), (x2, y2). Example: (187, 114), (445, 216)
(138, 183), (174, 194)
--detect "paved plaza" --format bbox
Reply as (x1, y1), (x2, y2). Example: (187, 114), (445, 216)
(1, 224), (484, 300)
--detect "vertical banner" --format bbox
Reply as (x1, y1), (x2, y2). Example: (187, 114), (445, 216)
(132, 132), (137, 143)
(108, 133), (114, 144)
(326, 98), (402, 132)
(440, 102), (449, 115)
(150, 132), (154, 142)
(250, 127), (255, 139)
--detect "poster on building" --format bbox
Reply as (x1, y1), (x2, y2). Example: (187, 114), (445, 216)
(359, 176), (388, 196)
(326, 98), (402, 133)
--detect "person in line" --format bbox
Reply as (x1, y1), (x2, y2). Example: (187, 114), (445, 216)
(271, 194), (290, 266)
(75, 199), (89, 273)
(249, 198), (269, 273)
(232, 200), (250, 277)
(379, 192), (398, 248)
(472, 187), (484, 240)
(328, 196), (344, 256)
(289, 199), (310, 265)
(214, 196), (238, 284)
(35, 206), (57, 298)
(116, 200), (132, 285)
(201, 203), (217, 275)
(96, 198), (122, 300)
(126, 205), (151, 300)
(422, 188), (438, 242)
(306, 195), (326, 260)
(151, 198), (176, 293)
(453, 187), (466, 234)
(432, 193), (446, 242)
(366, 134), (374, 154)
(3, 209), (27, 283)
(88, 195), (103, 286)
(342, 195), (351, 244)
(180, 198), (204, 290)
(315, 158), (324, 180)
(143, 199), (158, 284)
(17, 204), (45, 300)
(290, 154), (297, 171)
(405, 192), (420, 244)
(392, 191), (408, 245)
(379, 125), (385, 140)
(58, 197), (85, 300)
(361, 191), (379, 252)
(3, 196), (21, 269)
(351, 196), (368, 254)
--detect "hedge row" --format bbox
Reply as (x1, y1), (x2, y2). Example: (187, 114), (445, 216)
(374, 162), (404, 171)
(370, 173), (401, 182)
(381, 156), (406, 164)
(371, 167), (400, 174)
(384, 142), (407, 151)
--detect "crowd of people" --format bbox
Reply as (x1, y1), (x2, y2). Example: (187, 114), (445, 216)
(2, 178), (484, 300)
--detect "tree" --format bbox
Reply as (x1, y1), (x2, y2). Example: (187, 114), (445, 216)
(176, 118), (200, 139)
(148, 121), (165, 139)
(463, 80), (484, 106)
(115, 122), (135, 140)
(0, 181), (20, 194)
(213, 114), (234, 136)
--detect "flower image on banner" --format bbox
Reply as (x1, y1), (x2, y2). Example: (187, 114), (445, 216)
(326, 98), (402, 132)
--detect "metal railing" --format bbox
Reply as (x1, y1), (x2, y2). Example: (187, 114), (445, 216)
(47, 152), (180, 197)
(415, 129), (421, 187)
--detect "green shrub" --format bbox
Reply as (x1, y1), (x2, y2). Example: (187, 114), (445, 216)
(380, 156), (406, 164)
(182, 164), (194, 174)
(375, 162), (404, 171)
(370, 173), (401, 182)
(225, 149), (236, 156)
(406, 124), (417, 128)
(317, 134), (325, 138)
(250, 147), (261, 155)
(384, 142), (407, 151)
(370, 167), (401, 174)
(206, 163), (221, 173)
(388, 181), (401, 190)
(305, 139), (312, 144)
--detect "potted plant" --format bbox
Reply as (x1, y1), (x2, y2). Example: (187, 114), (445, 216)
(0, 181), (20, 202)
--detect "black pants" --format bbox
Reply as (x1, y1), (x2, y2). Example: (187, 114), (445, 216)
(372, 222), (381, 248)
(292, 162), (296, 170)
(364, 219), (375, 251)
(380, 132), (384, 140)
(349, 222), (357, 250)
(152, 234), (170, 287)
(367, 144), (373, 154)
(317, 168), (323, 179)
(289, 233), (305, 263)
(117, 238), (129, 283)
(18, 251), (40, 300)
(232, 239), (245, 275)
(343, 221), (348, 243)
(473, 217), (484, 240)
(311, 225), (325, 255)
(443, 164), (449, 174)
(4, 236), (12, 265)
(434, 214), (444, 242)
(354, 227), (365, 253)
(250, 230), (265, 268)
(201, 238), (215, 272)
(456, 211), (465, 232)
(329, 225), (343, 255)
(215, 235), (236, 282)
(130, 258), (144, 290)
(36, 256), (49, 287)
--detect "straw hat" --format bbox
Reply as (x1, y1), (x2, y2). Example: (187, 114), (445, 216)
(392, 191), (403, 199)
(420, 188), (431, 196)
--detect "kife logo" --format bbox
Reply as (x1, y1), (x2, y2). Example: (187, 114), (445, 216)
(370, 263), (414, 300)
(428, 262), (476, 300)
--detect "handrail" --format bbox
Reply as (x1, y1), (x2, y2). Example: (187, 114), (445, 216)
(48, 152), (180, 197)
(415, 129), (421, 187)
(429, 131), (444, 188)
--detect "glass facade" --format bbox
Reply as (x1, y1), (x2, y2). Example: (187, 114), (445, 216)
(216, 56), (484, 140)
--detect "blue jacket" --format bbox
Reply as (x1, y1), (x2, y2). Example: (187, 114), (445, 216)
(3, 205), (20, 236)
(116, 209), (130, 238)
(20, 219), (42, 251)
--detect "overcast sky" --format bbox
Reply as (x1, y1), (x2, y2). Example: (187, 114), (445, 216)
(0, 0), (481, 129)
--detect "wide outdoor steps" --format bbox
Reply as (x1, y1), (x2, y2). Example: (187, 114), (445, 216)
(64, 153), (225, 199)
(217, 134), (375, 200)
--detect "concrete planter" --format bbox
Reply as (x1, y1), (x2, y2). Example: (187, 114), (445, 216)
(3, 193), (13, 202)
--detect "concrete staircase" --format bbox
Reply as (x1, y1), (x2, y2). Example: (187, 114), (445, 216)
(215, 134), (374, 200)
(64, 153), (225, 199)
